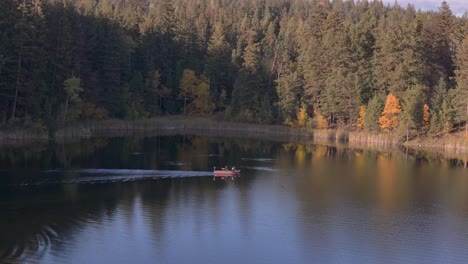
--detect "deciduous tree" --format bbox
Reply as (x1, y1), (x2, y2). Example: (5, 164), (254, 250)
(379, 93), (401, 131)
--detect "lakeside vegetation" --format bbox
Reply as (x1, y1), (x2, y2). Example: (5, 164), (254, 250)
(1, 116), (467, 157)
(0, 0), (467, 147)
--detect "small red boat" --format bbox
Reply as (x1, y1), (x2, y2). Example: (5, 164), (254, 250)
(213, 167), (240, 178)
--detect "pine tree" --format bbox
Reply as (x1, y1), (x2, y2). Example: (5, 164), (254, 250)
(276, 59), (303, 123)
(374, 6), (425, 97)
(206, 21), (233, 108)
(400, 86), (424, 140)
(421, 1), (454, 89)
(63, 76), (83, 123)
(428, 77), (448, 135)
(454, 35), (468, 133)
(364, 93), (385, 132)
(242, 29), (261, 72)
(350, 10), (378, 104)
(0, 0), (19, 122)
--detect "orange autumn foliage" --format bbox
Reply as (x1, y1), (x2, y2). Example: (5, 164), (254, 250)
(357, 105), (366, 129)
(423, 103), (430, 130)
(297, 107), (309, 128)
(379, 94), (401, 131)
(313, 109), (328, 129)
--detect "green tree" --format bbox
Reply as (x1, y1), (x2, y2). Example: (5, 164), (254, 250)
(429, 77), (448, 135)
(454, 35), (468, 133)
(421, 1), (454, 89)
(206, 21), (233, 108)
(63, 76), (83, 123)
(400, 86), (424, 140)
(374, 6), (426, 97)
(188, 77), (215, 116)
(364, 93), (385, 132)
(275, 59), (303, 123)
(178, 69), (199, 115)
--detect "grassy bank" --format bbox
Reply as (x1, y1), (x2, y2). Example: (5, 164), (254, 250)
(0, 116), (312, 144)
(403, 132), (468, 152)
(1, 117), (467, 154)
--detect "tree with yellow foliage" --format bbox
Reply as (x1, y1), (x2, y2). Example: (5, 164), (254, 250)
(296, 107), (309, 128)
(188, 80), (215, 116)
(423, 104), (430, 130)
(283, 106), (309, 128)
(313, 109), (328, 129)
(379, 93), (401, 131)
(356, 105), (366, 129)
(179, 69), (215, 116)
(178, 69), (198, 115)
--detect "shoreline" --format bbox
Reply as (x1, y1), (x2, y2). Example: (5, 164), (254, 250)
(1, 116), (467, 154)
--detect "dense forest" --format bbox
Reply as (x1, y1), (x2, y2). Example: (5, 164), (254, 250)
(0, 0), (467, 137)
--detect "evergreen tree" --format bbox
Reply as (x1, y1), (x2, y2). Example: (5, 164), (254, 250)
(364, 93), (385, 132)
(421, 1), (454, 89)
(63, 76), (83, 123)
(206, 21), (233, 109)
(276, 59), (303, 124)
(454, 35), (468, 133)
(178, 69), (199, 115)
(190, 78), (215, 116)
(400, 86), (424, 140)
(429, 77), (448, 135)
(0, 0), (465, 138)
(374, 6), (425, 97)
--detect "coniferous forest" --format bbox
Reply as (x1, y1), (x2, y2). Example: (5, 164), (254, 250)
(0, 0), (467, 138)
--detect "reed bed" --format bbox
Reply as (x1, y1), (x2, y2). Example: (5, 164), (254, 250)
(347, 131), (400, 146)
(1, 117), (467, 155)
(404, 133), (468, 153)
(0, 116), (313, 144)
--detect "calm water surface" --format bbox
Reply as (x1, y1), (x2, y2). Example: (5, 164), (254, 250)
(1, 135), (468, 263)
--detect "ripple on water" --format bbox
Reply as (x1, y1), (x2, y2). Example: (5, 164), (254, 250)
(13, 169), (215, 186)
(1, 223), (61, 264)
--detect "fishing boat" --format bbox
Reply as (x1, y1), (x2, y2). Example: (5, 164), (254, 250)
(213, 167), (240, 178)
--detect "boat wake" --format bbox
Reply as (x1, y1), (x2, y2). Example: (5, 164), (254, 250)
(241, 158), (275, 162)
(15, 169), (214, 186)
(242, 166), (278, 172)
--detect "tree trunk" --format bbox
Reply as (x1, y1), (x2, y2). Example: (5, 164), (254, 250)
(63, 95), (70, 124)
(466, 100), (468, 134)
(12, 55), (22, 120)
(159, 95), (162, 114)
(406, 126), (409, 142)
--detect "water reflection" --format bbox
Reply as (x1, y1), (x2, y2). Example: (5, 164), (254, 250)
(1, 135), (468, 263)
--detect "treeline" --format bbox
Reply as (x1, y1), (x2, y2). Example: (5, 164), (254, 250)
(0, 0), (467, 138)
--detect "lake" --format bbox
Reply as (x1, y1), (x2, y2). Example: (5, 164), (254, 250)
(1, 134), (468, 263)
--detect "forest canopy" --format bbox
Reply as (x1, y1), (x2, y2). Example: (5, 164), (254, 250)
(0, 0), (467, 137)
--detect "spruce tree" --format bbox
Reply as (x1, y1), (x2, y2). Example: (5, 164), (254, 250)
(454, 35), (468, 133)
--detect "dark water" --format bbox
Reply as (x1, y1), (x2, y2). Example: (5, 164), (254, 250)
(1, 135), (468, 264)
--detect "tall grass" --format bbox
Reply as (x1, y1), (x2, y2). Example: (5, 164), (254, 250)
(0, 116), (313, 144)
(0, 117), (467, 154)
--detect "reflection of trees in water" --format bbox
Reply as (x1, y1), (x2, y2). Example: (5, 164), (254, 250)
(0, 134), (264, 262)
(292, 143), (468, 256)
(0, 183), (121, 262)
(0, 138), (109, 172)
